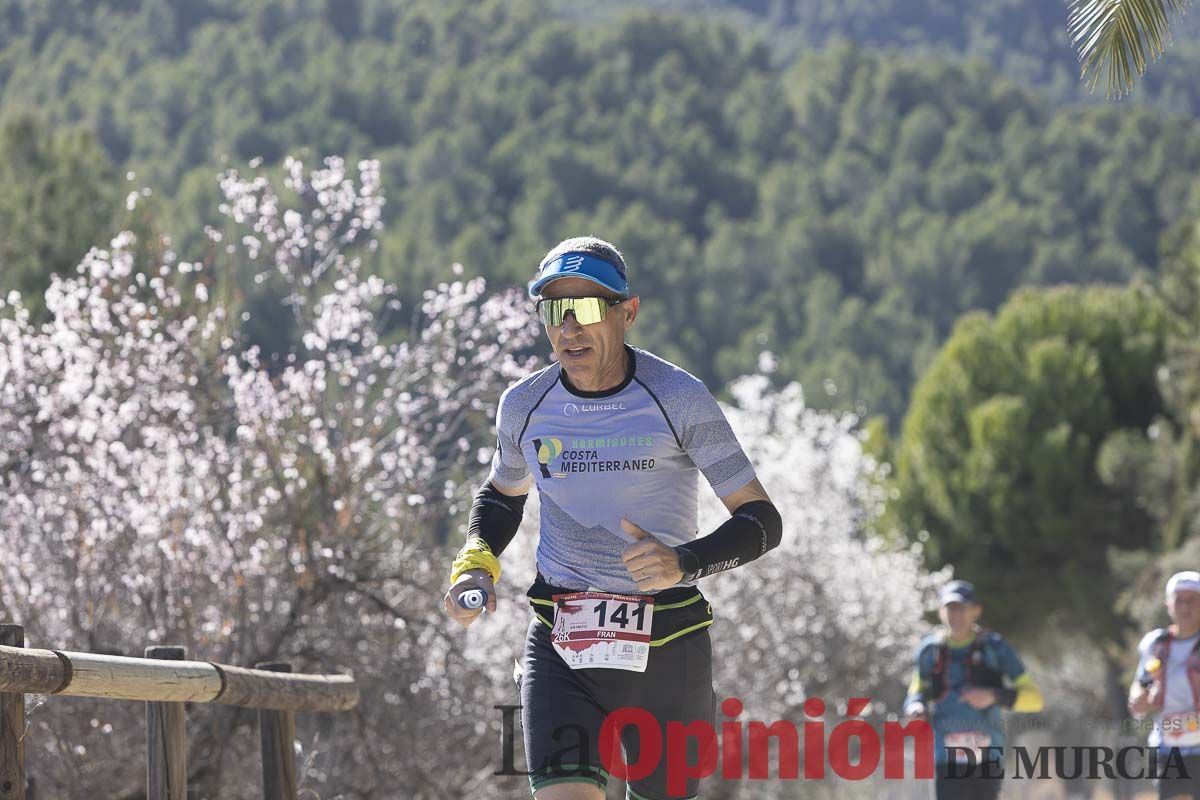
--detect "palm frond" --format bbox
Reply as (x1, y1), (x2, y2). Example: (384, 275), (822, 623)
(1068, 0), (1192, 97)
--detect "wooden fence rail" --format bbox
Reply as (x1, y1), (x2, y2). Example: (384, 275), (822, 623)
(0, 622), (359, 800)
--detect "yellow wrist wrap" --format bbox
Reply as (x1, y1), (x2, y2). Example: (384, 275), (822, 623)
(450, 537), (501, 585)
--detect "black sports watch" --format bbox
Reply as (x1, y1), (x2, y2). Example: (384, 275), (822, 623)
(675, 545), (702, 582)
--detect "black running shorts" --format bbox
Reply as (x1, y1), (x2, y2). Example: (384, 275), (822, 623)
(520, 577), (716, 799)
(1159, 752), (1200, 799)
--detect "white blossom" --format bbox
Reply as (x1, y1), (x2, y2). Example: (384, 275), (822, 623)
(0, 156), (539, 797)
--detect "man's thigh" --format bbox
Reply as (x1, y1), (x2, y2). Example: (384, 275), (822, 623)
(521, 620), (715, 800)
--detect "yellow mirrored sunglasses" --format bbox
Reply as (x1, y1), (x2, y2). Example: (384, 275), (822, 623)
(535, 296), (625, 327)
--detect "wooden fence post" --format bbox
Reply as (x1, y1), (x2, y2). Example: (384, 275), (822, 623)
(0, 624), (26, 800)
(145, 646), (188, 800)
(256, 663), (297, 800)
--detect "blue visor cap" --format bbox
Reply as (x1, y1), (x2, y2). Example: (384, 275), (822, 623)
(939, 580), (977, 606)
(528, 252), (629, 299)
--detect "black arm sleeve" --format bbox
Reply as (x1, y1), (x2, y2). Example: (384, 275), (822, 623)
(673, 500), (782, 579)
(466, 481), (528, 556)
(994, 688), (1018, 709)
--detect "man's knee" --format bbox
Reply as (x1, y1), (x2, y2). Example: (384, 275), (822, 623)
(533, 781), (606, 800)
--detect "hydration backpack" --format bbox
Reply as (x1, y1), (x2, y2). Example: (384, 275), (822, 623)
(929, 630), (1005, 700)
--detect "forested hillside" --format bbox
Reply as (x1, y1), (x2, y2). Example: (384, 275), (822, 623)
(3, 0), (1200, 421)
(634, 0), (1200, 113)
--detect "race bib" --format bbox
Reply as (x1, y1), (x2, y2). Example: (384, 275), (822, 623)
(550, 592), (654, 673)
(944, 731), (992, 762)
(1163, 711), (1200, 747)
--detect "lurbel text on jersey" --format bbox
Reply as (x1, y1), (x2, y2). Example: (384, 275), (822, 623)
(562, 401), (627, 416)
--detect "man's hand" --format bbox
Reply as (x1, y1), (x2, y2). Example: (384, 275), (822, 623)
(960, 687), (997, 709)
(1129, 685), (1162, 718)
(442, 568), (497, 628)
(620, 518), (683, 592)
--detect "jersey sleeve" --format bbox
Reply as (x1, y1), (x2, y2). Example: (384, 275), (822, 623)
(486, 386), (532, 493)
(995, 636), (1028, 681)
(680, 384), (757, 497)
(903, 642), (932, 710)
(1133, 631), (1159, 686)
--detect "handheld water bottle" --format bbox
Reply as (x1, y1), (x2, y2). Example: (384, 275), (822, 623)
(458, 588), (488, 611)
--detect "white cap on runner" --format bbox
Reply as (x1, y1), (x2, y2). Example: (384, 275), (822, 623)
(1166, 571), (1200, 599)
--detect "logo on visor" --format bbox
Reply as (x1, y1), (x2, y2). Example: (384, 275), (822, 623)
(562, 254), (585, 271)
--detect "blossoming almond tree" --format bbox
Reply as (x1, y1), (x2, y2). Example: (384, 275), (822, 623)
(0, 156), (539, 797)
(703, 376), (941, 719)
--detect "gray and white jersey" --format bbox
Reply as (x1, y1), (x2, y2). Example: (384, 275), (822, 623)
(488, 346), (756, 593)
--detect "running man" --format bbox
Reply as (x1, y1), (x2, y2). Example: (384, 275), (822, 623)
(443, 236), (782, 800)
(1129, 571), (1200, 799)
(903, 580), (1044, 799)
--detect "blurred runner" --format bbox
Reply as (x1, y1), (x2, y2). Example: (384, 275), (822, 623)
(1130, 571), (1200, 799)
(903, 579), (1044, 799)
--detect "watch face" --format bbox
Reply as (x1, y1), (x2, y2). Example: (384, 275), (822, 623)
(675, 546), (700, 581)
